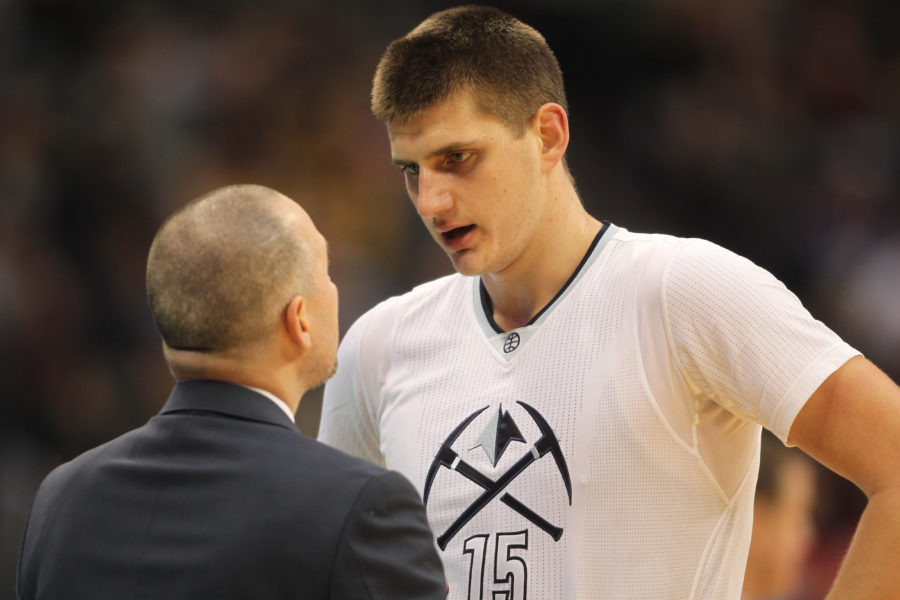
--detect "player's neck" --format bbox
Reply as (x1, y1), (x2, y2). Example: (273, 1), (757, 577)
(482, 199), (601, 331)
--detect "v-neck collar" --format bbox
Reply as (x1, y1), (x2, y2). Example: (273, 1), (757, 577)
(474, 221), (618, 337)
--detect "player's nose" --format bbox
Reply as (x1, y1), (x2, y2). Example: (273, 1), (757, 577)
(414, 171), (453, 218)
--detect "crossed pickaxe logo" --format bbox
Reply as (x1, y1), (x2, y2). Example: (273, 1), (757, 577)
(423, 401), (572, 550)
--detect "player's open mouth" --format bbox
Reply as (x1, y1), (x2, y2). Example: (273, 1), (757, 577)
(443, 224), (475, 240)
(441, 224), (476, 250)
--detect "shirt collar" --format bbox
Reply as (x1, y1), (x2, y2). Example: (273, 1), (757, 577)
(239, 384), (295, 423)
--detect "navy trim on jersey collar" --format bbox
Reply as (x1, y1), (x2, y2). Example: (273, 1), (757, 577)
(479, 221), (613, 334)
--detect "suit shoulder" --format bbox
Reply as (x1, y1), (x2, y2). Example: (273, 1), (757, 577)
(28, 424), (153, 511)
(291, 434), (387, 481)
(40, 426), (145, 481)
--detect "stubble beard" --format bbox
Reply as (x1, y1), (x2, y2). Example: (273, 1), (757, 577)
(315, 357), (339, 389)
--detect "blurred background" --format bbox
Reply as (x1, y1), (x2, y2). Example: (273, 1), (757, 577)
(1, 0), (897, 597)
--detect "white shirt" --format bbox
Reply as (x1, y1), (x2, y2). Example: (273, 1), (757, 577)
(242, 384), (295, 423)
(319, 224), (858, 599)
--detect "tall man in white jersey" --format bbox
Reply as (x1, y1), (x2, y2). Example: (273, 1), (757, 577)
(319, 6), (900, 599)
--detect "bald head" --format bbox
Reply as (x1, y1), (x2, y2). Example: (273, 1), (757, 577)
(146, 184), (312, 355)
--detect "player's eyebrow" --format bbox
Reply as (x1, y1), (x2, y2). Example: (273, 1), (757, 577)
(392, 139), (480, 166)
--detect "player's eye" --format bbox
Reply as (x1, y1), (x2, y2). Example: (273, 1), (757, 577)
(447, 151), (471, 165)
(401, 163), (420, 176)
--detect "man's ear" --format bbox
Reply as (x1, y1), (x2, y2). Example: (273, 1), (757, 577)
(284, 294), (311, 351)
(535, 102), (569, 172)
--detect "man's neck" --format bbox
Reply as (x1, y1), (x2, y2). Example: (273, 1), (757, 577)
(482, 203), (602, 332)
(164, 346), (302, 415)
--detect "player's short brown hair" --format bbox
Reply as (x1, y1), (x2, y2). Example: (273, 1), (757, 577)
(371, 5), (567, 136)
(146, 184), (311, 353)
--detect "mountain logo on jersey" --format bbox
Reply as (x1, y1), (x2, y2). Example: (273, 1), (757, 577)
(423, 401), (572, 550)
(503, 332), (520, 353)
(471, 405), (525, 466)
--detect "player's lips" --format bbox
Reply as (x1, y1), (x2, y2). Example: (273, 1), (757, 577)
(440, 224), (476, 250)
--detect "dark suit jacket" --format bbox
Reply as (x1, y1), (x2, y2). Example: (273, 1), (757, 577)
(17, 380), (445, 599)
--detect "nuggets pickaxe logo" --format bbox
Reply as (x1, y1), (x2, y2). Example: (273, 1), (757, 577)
(423, 401), (572, 550)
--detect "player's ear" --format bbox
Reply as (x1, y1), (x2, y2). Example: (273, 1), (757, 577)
(535, 102), (569, 172)
(283, 294), (312, 351)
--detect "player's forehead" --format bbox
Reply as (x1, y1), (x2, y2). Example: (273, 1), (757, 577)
(387, 91), (506, 159)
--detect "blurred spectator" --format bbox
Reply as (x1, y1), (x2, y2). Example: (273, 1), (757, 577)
(743, 431), (817, 600)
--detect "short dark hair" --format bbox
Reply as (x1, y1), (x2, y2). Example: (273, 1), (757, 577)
(146, 185), (310, 353)
(371, 5), (567, 135)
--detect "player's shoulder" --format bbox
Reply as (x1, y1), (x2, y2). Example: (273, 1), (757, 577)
(601, 226), (764, 309)
(615, 227), (785, 324)
(610, 226), (700, 254)
(609, 226), (742, 270)
(385, 272), (468, 313)
(343, 273), (467, 341)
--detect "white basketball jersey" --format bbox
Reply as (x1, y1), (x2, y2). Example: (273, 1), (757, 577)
(319, 224), (858, 599)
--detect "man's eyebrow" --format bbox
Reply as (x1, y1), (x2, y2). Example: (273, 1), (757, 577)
(392, 139), (480, 166)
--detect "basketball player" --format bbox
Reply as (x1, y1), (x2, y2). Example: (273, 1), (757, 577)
(319, 6), (900, 598)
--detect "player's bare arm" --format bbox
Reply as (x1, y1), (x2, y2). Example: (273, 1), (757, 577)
(789, 355), (900, 598)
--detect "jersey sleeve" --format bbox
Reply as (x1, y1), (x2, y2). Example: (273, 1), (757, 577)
(661, 238), (860, 442)
(319, 300), (399, 466)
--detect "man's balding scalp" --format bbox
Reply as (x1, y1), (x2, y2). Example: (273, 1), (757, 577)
(146, 184), (312, 353)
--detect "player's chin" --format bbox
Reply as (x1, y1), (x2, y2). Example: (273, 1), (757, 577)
(447, 250), (487, 277)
